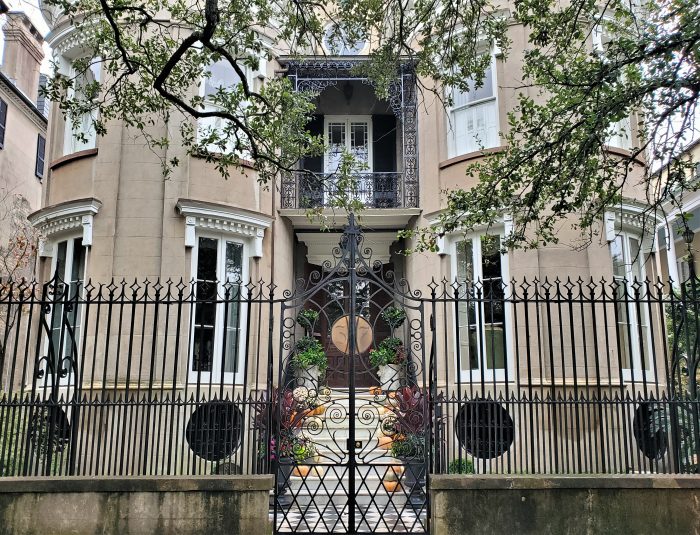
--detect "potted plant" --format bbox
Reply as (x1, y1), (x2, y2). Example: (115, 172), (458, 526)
(292, 336), (328, 389)
(388, 386), (428, 504)
(296, 308), (320, 336)
(369, 337), (405, 391)
(381, 305), (407, 332)
(255, 389), (306, 498)
(291, 436), (317, 477)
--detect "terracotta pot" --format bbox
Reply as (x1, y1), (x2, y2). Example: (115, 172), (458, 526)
(383, 480), (401, 492)
(388, 465), (404, 477)
(377, 436), (393, 449)
(292, 465), (311, 477)
(309, 405), (325, 416)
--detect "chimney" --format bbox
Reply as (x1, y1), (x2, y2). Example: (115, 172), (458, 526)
(1, 12), (44, 102)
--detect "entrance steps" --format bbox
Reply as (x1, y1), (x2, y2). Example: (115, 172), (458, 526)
(285, 389), (419, 501)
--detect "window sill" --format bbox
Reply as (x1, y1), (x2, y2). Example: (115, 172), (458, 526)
(439, 146), (506, 170)
(192, 151), (256, 170)
(49, 148), (98, 171)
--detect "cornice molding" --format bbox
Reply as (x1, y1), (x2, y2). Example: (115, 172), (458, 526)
(28, 197), (102, 255)
(176, 199), (272, 258)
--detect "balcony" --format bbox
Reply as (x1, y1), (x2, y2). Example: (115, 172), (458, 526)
(278, 58), (420, 219)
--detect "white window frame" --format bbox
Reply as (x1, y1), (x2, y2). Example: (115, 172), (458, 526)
(323, 115), (373, 204)
(63, 58), (101, 155)
(610, 231), (655, 382)
(449, 229), (513, 382)
(322, 24), (368, 55)
(446, 53), (499, 159)
(188, 231), (249, 385)
(42, 235), (88, 387)
(592, 18), (633, 150)
(197, 59), (254, 156)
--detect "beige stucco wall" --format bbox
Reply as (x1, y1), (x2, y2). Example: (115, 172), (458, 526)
(0, 80), (45, 258)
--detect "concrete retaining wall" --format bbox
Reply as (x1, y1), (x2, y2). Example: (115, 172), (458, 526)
(0, 475), (273, 535)
(430, 474), (700, 535)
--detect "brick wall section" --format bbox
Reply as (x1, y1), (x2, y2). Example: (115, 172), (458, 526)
(430, 474), (700, 535)
(0, 475), (273, 535)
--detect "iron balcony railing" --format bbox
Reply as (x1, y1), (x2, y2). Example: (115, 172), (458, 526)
(281, 171), (410, 209)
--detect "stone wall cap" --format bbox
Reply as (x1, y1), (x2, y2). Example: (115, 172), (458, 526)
(0, 475), (275, 493)
(429, 474), (700, 490)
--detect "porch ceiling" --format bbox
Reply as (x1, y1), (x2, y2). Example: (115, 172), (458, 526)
(296, 229), (401, 265)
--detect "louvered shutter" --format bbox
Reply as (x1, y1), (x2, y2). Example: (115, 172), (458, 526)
(0, 100), (7, 149)
(35, 135), (46, 178)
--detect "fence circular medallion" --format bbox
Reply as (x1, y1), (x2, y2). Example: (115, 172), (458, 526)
(633, 402), (668, 460)
(185, 401), (243, 461)
(455, 400), (514, 459)
(331, 315), (373, 355)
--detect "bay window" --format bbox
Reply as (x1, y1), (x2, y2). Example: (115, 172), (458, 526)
(446, 56), (499, 158)
(454, 233), (510, 381)
(191, 234), (246, 383)
(197, 59), (251, 155)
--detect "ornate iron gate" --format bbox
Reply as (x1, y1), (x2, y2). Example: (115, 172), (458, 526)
(271, 216), (428, 534)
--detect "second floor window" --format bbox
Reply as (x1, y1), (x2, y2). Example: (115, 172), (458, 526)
(447, 57), (499, 158)
(191, 235), (246, 382)
(64, 59), (101, 155)
(197, 59), (250, 155)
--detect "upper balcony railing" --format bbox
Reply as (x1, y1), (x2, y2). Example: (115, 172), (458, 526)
(281, 171), (413, 209)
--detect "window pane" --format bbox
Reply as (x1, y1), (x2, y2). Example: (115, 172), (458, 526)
(481, 235), (505, 370)
(193, 237), (218, 372)
(453, 64), (494, 106)
(197, 237), (218, 281)
(224, 242), (243, 374)
(204, 60), (242, 100)
(450, 100), (499, 157)
(50, 241), (68, 373)
(326, 122), (346, 172)
(611, 236), (626, 278)
(350, 122), (369, 166)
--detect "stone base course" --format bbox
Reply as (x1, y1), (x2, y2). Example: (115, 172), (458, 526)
(0, 475), (273, 535)
(430, 474), (700, 535)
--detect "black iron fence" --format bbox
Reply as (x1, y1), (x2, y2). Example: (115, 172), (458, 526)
(0, 275), (698, 479)
(427, 277), (700, 476)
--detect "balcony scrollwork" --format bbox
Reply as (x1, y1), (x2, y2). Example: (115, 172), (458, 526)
(281, 171), (413, 209)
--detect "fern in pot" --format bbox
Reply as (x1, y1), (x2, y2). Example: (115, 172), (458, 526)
(371, 306), (408, 391)
(292, 336), (328, 389)
(370, 337), (405, 391)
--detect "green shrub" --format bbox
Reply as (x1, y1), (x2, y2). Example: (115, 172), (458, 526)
(448, 458), (474, 474)
(292, 336), (328, 372)
(369, 337), (404, 367)
(390, 433), (425, 459)
(296, 309), (319, 335)
(381, 306), (407, 331)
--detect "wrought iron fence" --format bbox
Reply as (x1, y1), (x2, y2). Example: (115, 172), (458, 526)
(427, 277), (700, 476)
(0, 275), (698, 479)
(281, 171), (404, 209)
